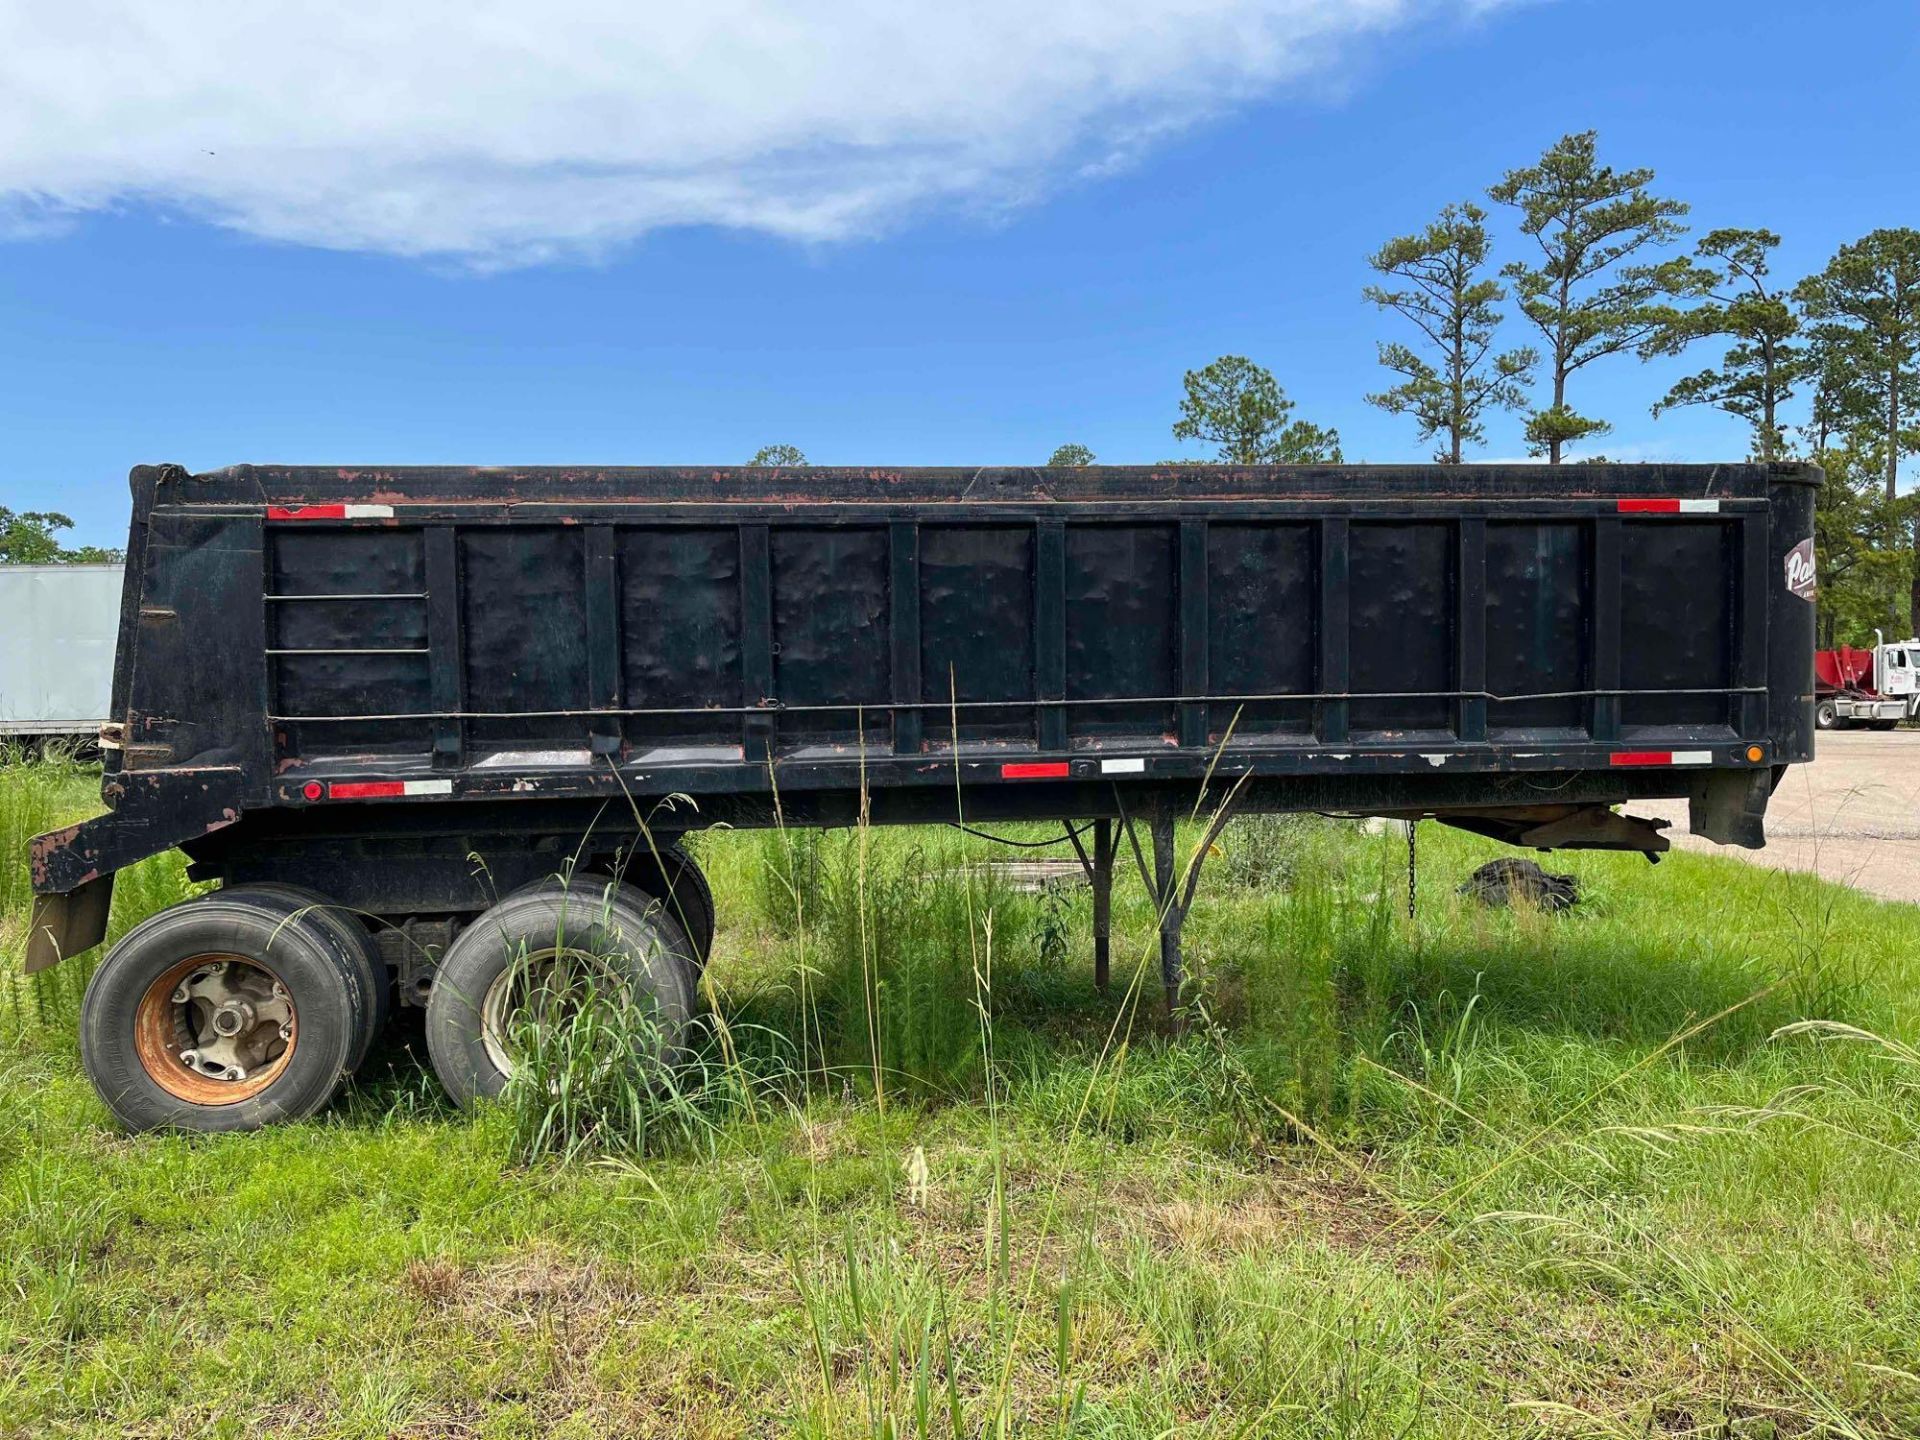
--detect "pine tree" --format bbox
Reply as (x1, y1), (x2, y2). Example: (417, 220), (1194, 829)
(1795, 230), (1920, 515)
(1811, 439), (1912, 646)
(1363, 201), (1535, 463)
(1646, 229), (1803, 461)
(1796, 229), (1920, 628)
(1489, 131), (1707, 462)
(746, 444), (807, 466)
(1172, 355), (1342, 464)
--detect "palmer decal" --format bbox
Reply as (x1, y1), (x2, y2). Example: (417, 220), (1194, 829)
(1784, 537), (1817, 602)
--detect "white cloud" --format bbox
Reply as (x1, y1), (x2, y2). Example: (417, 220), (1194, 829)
(0, 1), (1502, 268)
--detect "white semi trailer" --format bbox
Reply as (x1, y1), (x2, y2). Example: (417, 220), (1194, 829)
(0, 563), (125, 741)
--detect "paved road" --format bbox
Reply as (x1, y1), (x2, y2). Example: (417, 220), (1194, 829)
(1628, 731), (1920, 904)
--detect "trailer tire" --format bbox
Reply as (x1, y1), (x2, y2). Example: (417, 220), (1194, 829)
(602, 844), (715, 965)
(80, 897), (359, 1133)
(219, 884), (389, 1074)
(652, 845), (715, 968)
(1815, 699), (1840, 730)
(424, 880), (696, 1109)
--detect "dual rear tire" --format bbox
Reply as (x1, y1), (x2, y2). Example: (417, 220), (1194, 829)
(79, 873), (699, 1132)
(638, 842), (715, 965)
(80, 892), (369, 1133)
(423, 876), (697, 1108)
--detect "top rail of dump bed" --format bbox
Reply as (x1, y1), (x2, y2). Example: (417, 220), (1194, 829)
(161, 461), (1815, 508)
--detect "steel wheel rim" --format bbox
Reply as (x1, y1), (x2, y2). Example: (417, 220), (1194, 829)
(479, 946), (630, 1080)
(133, 954), (298, 1105)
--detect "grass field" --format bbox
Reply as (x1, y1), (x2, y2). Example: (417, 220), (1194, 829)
(4, 751), (1920, 1437)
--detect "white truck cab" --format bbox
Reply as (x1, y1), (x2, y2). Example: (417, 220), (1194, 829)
(1822, 630), (1920, 729)
(1877, 636), (1919, 705)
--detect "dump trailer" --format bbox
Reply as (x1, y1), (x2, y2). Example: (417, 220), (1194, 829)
(1814, 633), (1918, 729)
(0, 563), (124, 742)
(29, 461), (1818, 1131)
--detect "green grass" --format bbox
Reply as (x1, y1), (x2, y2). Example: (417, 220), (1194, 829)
(4, 755), (1920, 1436)
(0, 746), (203, 1027)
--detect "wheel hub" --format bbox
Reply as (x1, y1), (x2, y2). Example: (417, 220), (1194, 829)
(136, 955), (297, 1101)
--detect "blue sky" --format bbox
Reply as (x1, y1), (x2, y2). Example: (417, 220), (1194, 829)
(1, 0), (1915, 549)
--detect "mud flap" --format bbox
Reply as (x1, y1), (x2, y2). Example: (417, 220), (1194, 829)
(1688, 769), (1772, 850)
(26, 874), (116, 974)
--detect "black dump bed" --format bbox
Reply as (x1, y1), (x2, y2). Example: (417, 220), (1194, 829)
(28, 460), (1818, 964)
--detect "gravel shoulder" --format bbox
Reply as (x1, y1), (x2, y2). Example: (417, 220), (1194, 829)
(1629, 730), (1920, 904)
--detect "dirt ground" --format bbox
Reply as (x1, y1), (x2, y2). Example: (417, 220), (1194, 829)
(1628, 730), (1920, 905)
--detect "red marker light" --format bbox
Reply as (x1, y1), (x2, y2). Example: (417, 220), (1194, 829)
(1001, 761), (1070, 779)
(301, 781), (324, 800)
(329, 780), (408, 799)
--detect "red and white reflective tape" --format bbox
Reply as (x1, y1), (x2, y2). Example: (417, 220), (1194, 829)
(1609, 750), (1713, 767)
(1000, 758), (1144, 778)
(1616, 499), (1719, 514)
(266, 503), (396, 521)
(304, 778), (454, 800)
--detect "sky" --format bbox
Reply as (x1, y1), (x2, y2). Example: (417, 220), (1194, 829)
(1, 0), (1915, 550)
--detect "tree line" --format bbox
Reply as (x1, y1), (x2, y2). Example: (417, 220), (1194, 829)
(755, 132), (1918, 643)
(0, 506), (122, 564)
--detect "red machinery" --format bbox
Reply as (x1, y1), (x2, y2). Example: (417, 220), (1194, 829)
(1815, 633), (1919, 730)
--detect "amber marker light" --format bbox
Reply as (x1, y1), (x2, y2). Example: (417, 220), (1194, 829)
(1745, 746), (1765, 762)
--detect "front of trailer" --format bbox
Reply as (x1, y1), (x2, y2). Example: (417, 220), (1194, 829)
(28, 460), (1817, 1131)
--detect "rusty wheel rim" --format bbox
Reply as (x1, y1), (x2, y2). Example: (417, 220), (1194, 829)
(133, 954), (297, 1105)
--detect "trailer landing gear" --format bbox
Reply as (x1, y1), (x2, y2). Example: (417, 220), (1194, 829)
(1064, 819), (1116, 995)
(1106, 797), (1241, 1032)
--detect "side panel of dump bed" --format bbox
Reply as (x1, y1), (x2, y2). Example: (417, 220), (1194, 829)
(259, 497), (1796, 784)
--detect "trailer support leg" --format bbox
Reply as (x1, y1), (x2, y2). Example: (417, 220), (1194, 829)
(1091, 820), (1114, 994)
(1115, 803), (1189, 1029)
(1113, 784), (1248, 1034)
(1066, 819), (1116, 996)
(1151, 812), (1184, 1028)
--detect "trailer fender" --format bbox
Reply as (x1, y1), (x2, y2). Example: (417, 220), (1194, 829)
(26, 767), (246, 970)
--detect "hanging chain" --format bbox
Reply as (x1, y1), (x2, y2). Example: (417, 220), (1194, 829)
(1406, 818), (1418, 920)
